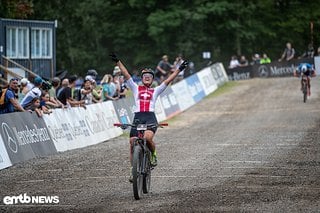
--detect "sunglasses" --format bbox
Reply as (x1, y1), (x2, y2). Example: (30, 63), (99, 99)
(10, 77), (19, 82)
(142, 73), (153, 78)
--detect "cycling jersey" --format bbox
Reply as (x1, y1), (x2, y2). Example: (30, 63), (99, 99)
(126, 77), (167, 112)
(297, 63), (314, 76)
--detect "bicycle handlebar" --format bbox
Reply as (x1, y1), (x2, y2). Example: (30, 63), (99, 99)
(114, 123), (168, 130)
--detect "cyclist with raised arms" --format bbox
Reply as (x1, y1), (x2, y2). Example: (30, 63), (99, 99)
(294, 62), (316, 96)
(110, 53), (188, 170)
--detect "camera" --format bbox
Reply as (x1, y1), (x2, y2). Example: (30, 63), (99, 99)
(41, 80), (52, 91)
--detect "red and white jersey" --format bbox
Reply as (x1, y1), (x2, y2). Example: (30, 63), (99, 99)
(126, 78), (167, 112)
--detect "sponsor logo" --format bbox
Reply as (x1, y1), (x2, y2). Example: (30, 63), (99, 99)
(270, 64), (295, 76)
(3, 193), (59, 205)
(258, 65), (269, 77)
(1, 123), (51, 154)
(1, 123), (18, 153)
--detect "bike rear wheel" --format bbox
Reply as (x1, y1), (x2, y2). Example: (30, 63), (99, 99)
(143, 151), (151, 194)
(132, 144), (143, 200)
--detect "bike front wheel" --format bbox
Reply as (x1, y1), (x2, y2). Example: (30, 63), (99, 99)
(132, 144), (143, 200)
(143, 151), (151, 194)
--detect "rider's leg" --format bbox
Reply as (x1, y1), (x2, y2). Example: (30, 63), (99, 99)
(129, 137), (136, 165)
(144, 130), (155, 153)
(144, 130), (157, 166)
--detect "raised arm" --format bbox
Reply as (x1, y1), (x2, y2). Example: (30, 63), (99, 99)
(163, 60), (189, 85)
(110, 53), (131, 80)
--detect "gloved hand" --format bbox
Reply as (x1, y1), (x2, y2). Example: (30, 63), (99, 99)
(109, 53), (119, 63)
(179, 60), (189, 71)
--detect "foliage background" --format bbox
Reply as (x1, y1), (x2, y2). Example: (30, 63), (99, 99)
(1, 0), (320, 76)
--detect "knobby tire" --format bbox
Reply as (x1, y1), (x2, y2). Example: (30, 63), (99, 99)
(132, 144), (143, 200)
(143, 151), (151, 194)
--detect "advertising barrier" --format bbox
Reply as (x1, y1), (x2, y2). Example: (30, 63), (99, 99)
(43, 101), (122, 152)
(0, 112), (57, 164)
(196, 67), (218, 95)
(185, 74), (206, 103)
(226, 58), (314, 81)
(0, 62), (229, 170)
(0, 137), (12, 170)
(159, 87), (181, 119)
(112, 96), (135, 125)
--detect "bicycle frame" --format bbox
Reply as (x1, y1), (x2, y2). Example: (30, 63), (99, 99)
(114, 122), (168, 200)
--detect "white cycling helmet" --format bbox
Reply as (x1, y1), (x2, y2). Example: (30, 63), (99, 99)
(301, 65), (307, 72)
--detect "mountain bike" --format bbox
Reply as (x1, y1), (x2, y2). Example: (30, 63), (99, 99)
(114, 122), (168, 200)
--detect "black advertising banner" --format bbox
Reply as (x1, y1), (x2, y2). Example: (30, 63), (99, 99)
(0, 112), (57, 164)
(252, 58), (314, 78)
(226, 58), (314, 80)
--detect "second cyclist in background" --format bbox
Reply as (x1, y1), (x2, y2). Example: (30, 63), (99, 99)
(294, 63), (316, 96)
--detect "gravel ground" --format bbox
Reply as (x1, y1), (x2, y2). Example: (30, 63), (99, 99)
(1, 77), (320, 213)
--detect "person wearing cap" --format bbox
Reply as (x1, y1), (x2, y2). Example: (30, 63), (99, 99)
(110, 53), (188, 181)
(0, 78), (26, 114)
(155, 54), (173, 84)
(20, 76), (43, 109)
(18, 78), (30, 102)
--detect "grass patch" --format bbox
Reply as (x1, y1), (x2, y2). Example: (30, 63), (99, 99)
(206, 81), (239, 98)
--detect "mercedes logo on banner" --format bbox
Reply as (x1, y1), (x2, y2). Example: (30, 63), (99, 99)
(1, 123), (18, 153)
(258, 65), (269, 78)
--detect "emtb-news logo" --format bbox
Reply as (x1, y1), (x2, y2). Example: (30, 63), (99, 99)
(3, 193), (59, 205)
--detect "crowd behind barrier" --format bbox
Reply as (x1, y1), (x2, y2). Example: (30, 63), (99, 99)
(226, 57), (314, 81)
(0, 62), (228, 170)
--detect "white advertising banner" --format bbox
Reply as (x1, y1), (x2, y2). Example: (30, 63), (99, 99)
(0, 138), (12, 170)
(196, 67), (218, 95)
(155, 98), (167, 122)
(171, 80), (195, 111)
(43, 102), (122, 152)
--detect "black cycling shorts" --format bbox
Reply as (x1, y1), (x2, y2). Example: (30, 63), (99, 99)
(130, 112), (158, 137)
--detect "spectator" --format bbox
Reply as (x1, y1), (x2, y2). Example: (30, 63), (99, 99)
(260, 53), (271, 64)
(113, 66), (121, 77)
(131, 69), (141, 84)
(56, 78), (68, 100)
(316, 46), (320, 56)
(24, 97), (42, 116)
(18, 78), (30, 102)
(101, 74), (118, 101)
(92, 80), (102, 102)
(251, 53), (260, 65)
(48, 77), (64, 108)
(239, 55), (249, 67)
(80, 79), (95, 105)
(85, 69), (98, 81)
(118, 75), (128, 99)
(155, 55), (173, 84)
(57, 77), (85, 108)
(173, 54), (185, 83)
(278, 42), (295, 61)
(188, 61), (195, 76)
(20, 76), (43, 109)
(0, 78), (25, 114)
(39, 92), (53, 114)
(298, 43), (314, 59)
(112, 72), (121, 99)
(228, 55), (240, 68)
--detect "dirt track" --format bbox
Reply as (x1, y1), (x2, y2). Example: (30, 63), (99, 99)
(1, 77), (320, 212)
